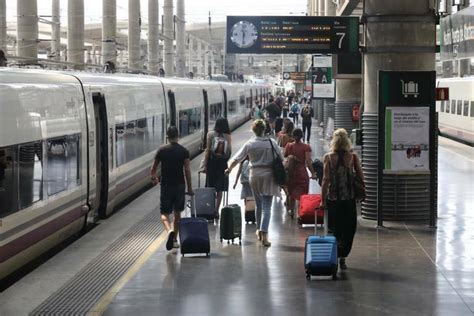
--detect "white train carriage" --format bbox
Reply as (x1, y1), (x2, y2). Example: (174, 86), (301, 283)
(436, 78), (474, 146)
(0, 68), (268, 281)
(0, 69), (89, 279)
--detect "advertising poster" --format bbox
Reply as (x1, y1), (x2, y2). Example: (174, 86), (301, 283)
(385, 107), (430, 171)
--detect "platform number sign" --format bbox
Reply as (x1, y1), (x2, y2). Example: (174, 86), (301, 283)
(312, 56), (335, 99)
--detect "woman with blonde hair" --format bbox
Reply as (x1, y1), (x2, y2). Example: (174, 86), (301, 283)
(321, 128), (365, 270)
(225, 119), (283, 247)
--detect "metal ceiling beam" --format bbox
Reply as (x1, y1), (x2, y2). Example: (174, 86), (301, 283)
(336, 0), (360, 16)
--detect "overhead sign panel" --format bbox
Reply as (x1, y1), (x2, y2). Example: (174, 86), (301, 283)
(282, 72), (306, 83)
(226, 16), (359, 54)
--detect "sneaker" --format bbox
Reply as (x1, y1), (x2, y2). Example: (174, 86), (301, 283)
(173, 240), (180, 249)
(166, 231), (175, 251)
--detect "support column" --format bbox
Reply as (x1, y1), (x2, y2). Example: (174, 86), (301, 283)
(17, 0), (38, 61)
(187, 36), (193, 73)
(334, 78), (361, 132)
(204, 44), (209, 77)
(175, 0), (186, 77)
(196, 41), (202, 76)
(0, 0), (6, 53)
(67, 0), (84, 69)
(362, 0), (436, 220)
(163, 0), (174, 76)
(50, 0), (60, 60)
(318, 0), (325, 18)
(128, 0), (141, 70)
(210, 49), (215, 75)
(148, 0), (159, 74)
(325, 0), (336, 15)
(102, 0), (116, 64)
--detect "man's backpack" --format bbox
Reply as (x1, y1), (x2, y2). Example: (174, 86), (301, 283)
(211, 133), (230, 159)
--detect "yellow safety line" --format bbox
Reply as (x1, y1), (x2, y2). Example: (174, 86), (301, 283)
(88, 230), (168, 316)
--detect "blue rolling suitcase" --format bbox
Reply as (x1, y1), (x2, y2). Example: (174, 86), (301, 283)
(304, 207), (338, 280)
(179, 195), (210, 257)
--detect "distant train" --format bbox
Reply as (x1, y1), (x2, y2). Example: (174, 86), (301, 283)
(0, 68), (270, 280)
(436, 77), (474, 146)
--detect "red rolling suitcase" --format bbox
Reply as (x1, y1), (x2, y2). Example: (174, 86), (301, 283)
(298, 194), (323, 225)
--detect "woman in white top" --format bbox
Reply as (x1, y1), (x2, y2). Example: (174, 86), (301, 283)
(225, 119), (283, 247)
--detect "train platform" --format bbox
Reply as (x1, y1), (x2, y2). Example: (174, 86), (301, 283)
(1, 120), (473, 316)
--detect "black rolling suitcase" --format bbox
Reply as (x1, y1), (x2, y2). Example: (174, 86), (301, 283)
(244, 198), (256, 224)
(194, 172), (216, 220)
(179, 195), (211, 257)
(220, 192), (242, 245)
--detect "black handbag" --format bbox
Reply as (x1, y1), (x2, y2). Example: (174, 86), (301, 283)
(268, 139), (287, 186)
(352, 154), (366, 200)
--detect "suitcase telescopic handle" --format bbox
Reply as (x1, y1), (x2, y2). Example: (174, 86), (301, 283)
(315, 207), (328, 237)
(186, 193), (197, 218)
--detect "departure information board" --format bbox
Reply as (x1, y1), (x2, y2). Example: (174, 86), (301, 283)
(226, 16), (359, 54)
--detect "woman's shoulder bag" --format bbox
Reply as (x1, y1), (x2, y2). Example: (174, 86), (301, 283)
(268, 139), (287, 186)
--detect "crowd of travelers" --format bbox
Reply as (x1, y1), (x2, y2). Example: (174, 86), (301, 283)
(150, 90), (365, 270)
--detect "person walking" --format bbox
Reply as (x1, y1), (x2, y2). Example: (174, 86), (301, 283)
(320, 128), (365, 270)
(225, 119), (283, 247)
(284, 128), (317, 216)
(150, 126), (194, 251)
(290, 100), (300, 126)
(202, 117), (232, 218)
(300, 101), (314, 143)
(277, 119), (295, 149)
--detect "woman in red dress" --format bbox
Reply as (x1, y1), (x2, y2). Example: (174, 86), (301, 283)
(284, 128), (317, 216)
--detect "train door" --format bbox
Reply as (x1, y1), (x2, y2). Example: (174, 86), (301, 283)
(167, 90), (177, 127)
(202, 89), (209, 149)
(92, 93), (109, 218)
(223, 89), (228, 118)
(250, 89), (253, 109)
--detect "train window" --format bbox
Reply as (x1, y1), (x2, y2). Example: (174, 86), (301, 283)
(210, 103), (222, 122)
(19, 141), (43, 209)
(451, 100), (456, 114)
(116, 114), (165, 167)
(440, 101), (445, 113)
(239, 95), (246, 106)
(446, 100), (450, 113)
(46, 135), (80, 196)
(0, 146), (17, 217)
(463, 101), (469, 116)
(179, 108), (202, 137)
(228, 100), (237, 113)
(471, 102), (474, 117)
(246, 97), (252, 108)
(457, 100), (462, 115)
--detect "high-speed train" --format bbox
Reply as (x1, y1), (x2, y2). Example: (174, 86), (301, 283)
(436, 77), (474, 146)
(0, 68), (270, 280)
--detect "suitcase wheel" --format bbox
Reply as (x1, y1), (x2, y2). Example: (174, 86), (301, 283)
(232, 240), (234, 244)
(220, 238), (223, 243)
(227, 240), (230, 244)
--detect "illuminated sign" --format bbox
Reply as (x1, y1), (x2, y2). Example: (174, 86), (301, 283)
(226, 16), (359, 54)
(282, 72), (306, 83)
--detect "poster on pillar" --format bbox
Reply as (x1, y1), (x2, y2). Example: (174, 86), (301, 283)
(384, 107), (430, 172)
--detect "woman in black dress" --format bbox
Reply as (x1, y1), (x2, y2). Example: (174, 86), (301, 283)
(202, 117), (231, 218)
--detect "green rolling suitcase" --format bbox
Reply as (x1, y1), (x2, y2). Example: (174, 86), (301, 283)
(220, 192), (242, 245)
